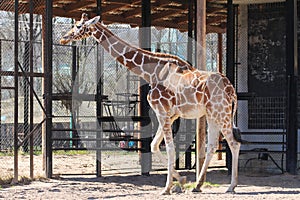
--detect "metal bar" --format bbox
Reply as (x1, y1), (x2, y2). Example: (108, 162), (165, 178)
(52, 147), (145, 151)
(51, 138), (143, 142)
(96, 0), (102, 177)
(0, 40), (2, 152)
(18, 118), (46, 148)
(0, 87), (15, 90)
(51, 93), (107, 101)
(185, 0), (193, 170)
(187, 0), (193, 64)
(218, 33), (223, 73)
(29, 0), (34, 179)
(13, 0), (19, 183)
(99, 116), (150, 122)
(218, 33), (223, 162)
(140, 0), (152, 176)
(226, 0), (235, 84)
(225, 0), (234, 175)
(0, 71), (44, 77)
(241, 132), (287, 135)
(23, 41), (29, 153)
(45, 0), (53, 178)
(285, 0), (298, 175)
(18, 62), (47, 115)
(52, 128), (143, 133)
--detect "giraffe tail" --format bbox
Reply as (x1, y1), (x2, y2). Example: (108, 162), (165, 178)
(231, 89), (243, 143)
(231, 89), (238, 129)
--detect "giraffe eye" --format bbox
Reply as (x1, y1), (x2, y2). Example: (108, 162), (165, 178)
(76, 25), (82, 29)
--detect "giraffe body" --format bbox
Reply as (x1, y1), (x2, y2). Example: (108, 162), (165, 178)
(60, 13), (241, 195)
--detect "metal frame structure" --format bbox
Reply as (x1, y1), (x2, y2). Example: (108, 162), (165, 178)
(0, 0), (298, 182)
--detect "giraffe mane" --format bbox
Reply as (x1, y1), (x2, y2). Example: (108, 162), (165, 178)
(94, 22), (195, 72)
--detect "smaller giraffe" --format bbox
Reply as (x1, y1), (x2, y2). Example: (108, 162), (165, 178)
(60, 13), (241, 195)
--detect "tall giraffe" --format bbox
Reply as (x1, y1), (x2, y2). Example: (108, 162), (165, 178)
(60, 13), (241, 195)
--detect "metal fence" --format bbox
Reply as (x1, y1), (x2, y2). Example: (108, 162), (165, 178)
(235, 3), (293, 175)
(0, 5), (227, 179)
(0, 0), (45, 182)
(3, 1), (297, 182)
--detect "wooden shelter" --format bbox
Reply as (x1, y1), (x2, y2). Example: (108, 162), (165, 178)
(0, 0), (298, 181)
(0, 0), (229, 33)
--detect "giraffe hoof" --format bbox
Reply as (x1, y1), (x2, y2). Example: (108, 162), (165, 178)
(160, 189), (171, 195)
(179, 176), (187, 185)
(226, 189), (236, 194)
(171, 185), (183, 194)
(226, 185), (236, 193)
(191, 188), (202, 193)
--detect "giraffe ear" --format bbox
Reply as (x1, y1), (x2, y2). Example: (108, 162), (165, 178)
(85, 16), (100, 26)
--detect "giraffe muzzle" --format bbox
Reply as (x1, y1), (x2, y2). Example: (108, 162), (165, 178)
(60, 37), (71, 45)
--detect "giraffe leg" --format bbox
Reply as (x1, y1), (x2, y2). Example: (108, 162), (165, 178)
(151, 126), (163, 153)
(160, 140), (176, 195)
(154, 116), (177, 195)
(151, 116), (186, 188)
(193, 120), (220, 192)
(223, 129), (241, 193)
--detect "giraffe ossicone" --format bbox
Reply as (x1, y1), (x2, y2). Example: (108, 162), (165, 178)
(60, 13), (241, 195)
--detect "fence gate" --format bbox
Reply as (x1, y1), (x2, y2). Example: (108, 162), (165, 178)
(234, 2), (300, 174)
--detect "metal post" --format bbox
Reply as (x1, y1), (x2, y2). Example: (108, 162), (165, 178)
(217, 33), (223, 161)
(70, 46), (77, 148)
(44, 0), (53, 178)
(23, 41), (29, 153)
(226, 0), (235, 83)
(13, 0), (19, 183)
(185, 0), (194, 170)
(225, 0), (235, 175)
(140, 0), (152, 176)
(96, 0), (102, 177)
(0, 40), (1, 152)
(285, 0), (298, 175)
(29, 0), (34, 179)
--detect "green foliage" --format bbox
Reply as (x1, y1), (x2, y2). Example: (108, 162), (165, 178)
(53, 150), (90, 156)
(174, 181), (220, 190)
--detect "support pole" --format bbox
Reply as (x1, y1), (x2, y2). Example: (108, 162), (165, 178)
(96, 0), (102, 177)
(217, 33), (223, 161)
(226, 0), (235, 175)
(29, 0), (34, 179)
(0, 40), (2, 152)
(43, 0), (53, 178)
(285, 0), (298, 175)
(185, 0), (194, 170)
(195, 0), (206, 180)
(140, 0), (152, 176)
(13, 0), (19, 183)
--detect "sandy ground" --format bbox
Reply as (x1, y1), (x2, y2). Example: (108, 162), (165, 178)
(0, 170), (300, 200)
(0, 153), (300, 199)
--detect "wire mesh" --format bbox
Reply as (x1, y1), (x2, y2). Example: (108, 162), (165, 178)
(236, 2), (290, 175)
(0, 0), (45, 182)
(1, 0), (298, 179)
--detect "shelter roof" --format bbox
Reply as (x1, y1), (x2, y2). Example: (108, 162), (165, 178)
(0, 0), (284, 33)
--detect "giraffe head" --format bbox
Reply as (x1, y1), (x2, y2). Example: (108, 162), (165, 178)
(60, 13), (100, 45)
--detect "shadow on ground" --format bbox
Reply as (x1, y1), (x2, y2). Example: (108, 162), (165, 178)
(56, 169), (300, 190)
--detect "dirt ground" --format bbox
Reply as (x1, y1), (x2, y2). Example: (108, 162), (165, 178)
(0, 153), (300, 200)
(0, 170), (300, 200)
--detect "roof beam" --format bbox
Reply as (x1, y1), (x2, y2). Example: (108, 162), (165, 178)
(152, 10), (178, 21)
(62, 1), (95, 12)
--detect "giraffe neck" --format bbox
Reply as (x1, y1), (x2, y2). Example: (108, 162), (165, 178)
(90, 23), (194, 84)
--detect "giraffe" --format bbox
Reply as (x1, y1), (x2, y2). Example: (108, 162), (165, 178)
(60, 13), (241, 195)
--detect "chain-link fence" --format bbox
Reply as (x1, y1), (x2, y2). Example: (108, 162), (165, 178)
(2, 0), (298, 181)
(0, 0), (45, 183)
(236, 2), (292, 175)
